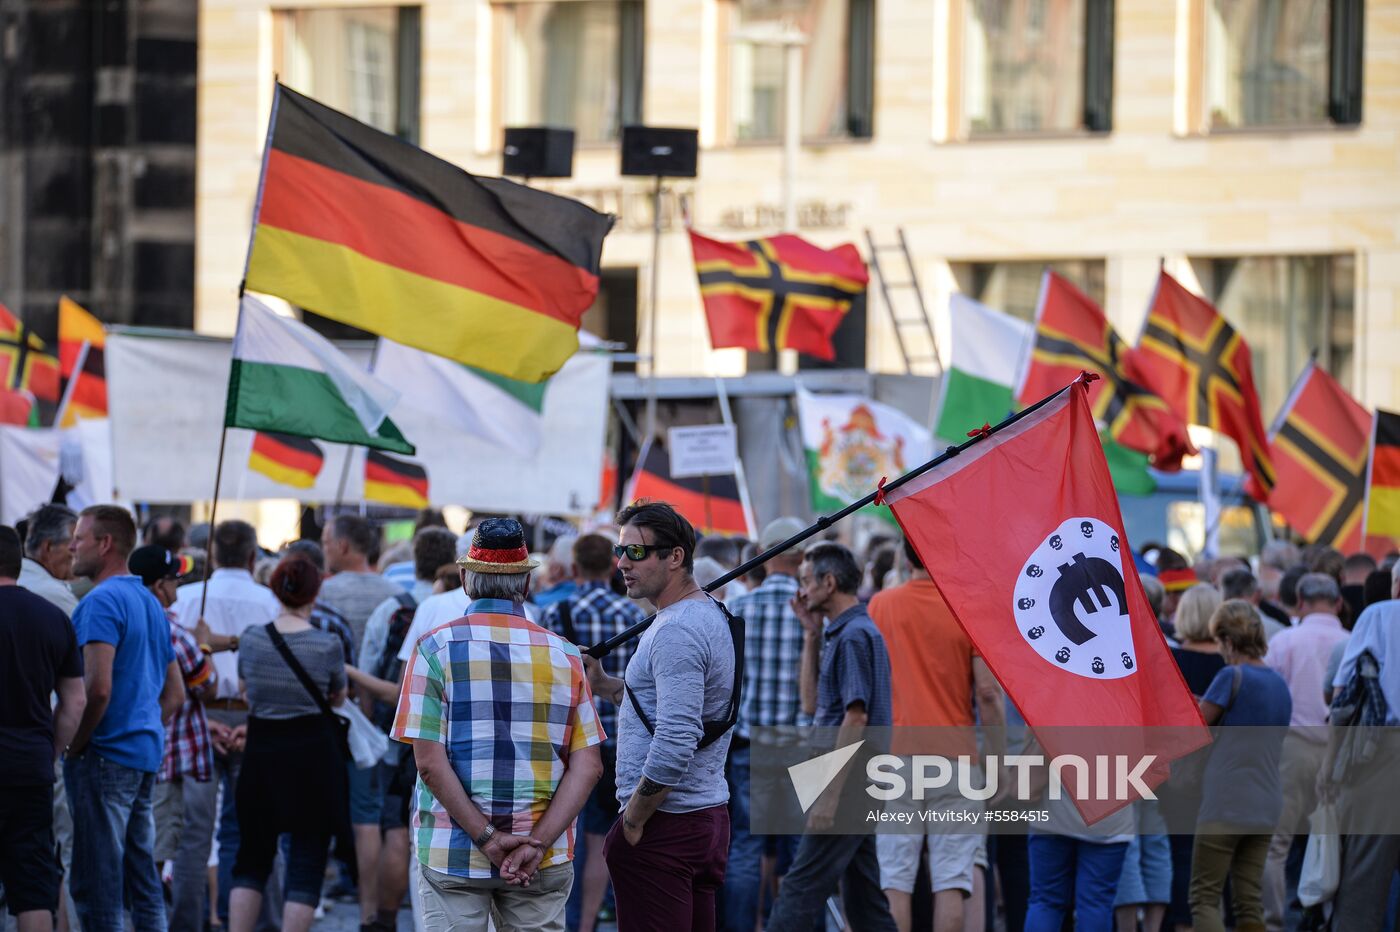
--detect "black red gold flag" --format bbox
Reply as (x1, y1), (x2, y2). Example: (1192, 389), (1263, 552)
(626, 440), (750, 537)
(1132, 271), (1275, 500)
(689, 231), (868, 361)
(364, 449), (430, 509)
(1364, 410), (1400, 547)
(245, 84), (613, 383)
(248, 431), (325, 489)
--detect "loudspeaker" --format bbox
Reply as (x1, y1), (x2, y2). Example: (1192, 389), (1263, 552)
(502, 127), (575, 178)
(620, 126), (698, 178)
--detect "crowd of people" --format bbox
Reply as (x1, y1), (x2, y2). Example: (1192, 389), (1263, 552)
(1, 497), (1398, 932)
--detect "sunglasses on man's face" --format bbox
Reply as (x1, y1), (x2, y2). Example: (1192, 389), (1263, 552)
(613, 543), (673, 561)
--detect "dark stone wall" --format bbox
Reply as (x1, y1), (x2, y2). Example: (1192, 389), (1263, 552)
(0, 0), (196, 341)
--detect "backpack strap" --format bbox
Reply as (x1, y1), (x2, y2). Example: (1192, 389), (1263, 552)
(625, 596), (744, 750)
(558, 598), (580, 646)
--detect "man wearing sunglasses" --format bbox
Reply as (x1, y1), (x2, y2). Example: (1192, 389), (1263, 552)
(584, 501), (737, 930)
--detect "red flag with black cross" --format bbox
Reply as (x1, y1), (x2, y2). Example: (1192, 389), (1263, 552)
(689, 230), (868, 361)
(1132, 270), (1275, 499)
(884, 375), (1209, 824)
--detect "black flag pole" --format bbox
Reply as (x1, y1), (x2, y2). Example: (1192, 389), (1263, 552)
(585, 373), (1094, 658)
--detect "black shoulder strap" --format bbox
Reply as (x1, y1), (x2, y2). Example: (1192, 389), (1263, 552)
(265, 622), (335, 718)
(394, 590), (417, 612)
(558, 598), (580, 646)
(625, 596), (744, 750)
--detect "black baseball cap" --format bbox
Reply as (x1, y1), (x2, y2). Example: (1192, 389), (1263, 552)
(128, 545), (195, 586)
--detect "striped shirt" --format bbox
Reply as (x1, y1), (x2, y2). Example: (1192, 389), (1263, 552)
(391, 598), (604, 880)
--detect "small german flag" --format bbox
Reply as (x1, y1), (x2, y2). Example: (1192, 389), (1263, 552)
(1363, 410), (1400, 547)
(365, 449), (430, 509)
(58, 296), (108, 427)
(1017, 271), (1194, 470)
(248, 431), (325, 489)
(1256, 363), (1378, 553)
(1133, 271), (1275, 500)
(690, 231), (868, 361)
(625, 440), (750, 537)
(245, 85), (613, 383)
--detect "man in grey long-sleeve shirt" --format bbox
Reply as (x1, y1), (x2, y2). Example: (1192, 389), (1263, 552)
(585, 502), (737, 931)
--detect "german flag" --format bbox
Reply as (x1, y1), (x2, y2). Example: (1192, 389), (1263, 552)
(245, 84), (613, 383)
(690, 231), (868, 361)
(364, 449), (430, 509)
(248, 431), (325, 489)
(625, 440), (750, 537)
(57, 296), (108, 427)
(0, 303), (60, 422)
(1133, 270), (1275, 500)
(1257, 362), (1381, 552)
(1364, 410), (1400, 547)
(1017, 271), (1194, 470)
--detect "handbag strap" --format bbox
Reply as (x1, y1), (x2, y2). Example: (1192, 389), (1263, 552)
(264, 622), (335, 719)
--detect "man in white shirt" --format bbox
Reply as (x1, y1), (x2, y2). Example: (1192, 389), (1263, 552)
(170, 519), (279, 928)
(18, 504), (79, 617)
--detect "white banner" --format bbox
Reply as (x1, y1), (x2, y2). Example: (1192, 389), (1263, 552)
(0, 427), (61, 525)
(106, 330), (611, 514)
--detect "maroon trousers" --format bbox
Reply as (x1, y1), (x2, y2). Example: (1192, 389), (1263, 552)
(603, 805), (730, 932)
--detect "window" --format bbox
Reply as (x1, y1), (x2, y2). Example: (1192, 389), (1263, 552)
(277, 8), (422, 143)
(963, 0), (1114, 135)
(498, 1), (643, 145)
(960, 259), (1106, 321)
(1195, 254), (1355, 418)
(1201, 0), (1363, 129)
(726, 0), (875, 143)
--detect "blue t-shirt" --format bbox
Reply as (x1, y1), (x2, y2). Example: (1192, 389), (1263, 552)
(1198, 663), (1292, 829)
(72, 575), (175, 773)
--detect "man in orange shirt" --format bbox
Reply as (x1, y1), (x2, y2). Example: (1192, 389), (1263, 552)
(868, 538), (1006, 932)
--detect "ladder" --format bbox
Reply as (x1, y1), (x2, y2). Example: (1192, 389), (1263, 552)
(864, 228), (942, 376)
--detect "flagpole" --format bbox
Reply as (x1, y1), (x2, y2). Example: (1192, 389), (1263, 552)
(199, 285), (246, 621)
(586, 373), (1089, 657)
(714, 375), (758, 537)
(644, 175), (663, 441)
(53, 339), (91, 429)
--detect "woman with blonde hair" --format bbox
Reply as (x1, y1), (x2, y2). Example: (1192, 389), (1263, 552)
(1189, 601), (1291, 932)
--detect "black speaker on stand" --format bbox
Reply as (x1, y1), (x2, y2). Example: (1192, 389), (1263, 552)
(619, 126), (700, 441)
(502, 127), (576, 181)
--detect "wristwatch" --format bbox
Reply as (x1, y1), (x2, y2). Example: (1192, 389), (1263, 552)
(474, 823), (497, 847)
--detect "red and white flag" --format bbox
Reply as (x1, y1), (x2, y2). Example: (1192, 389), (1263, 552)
(885, 375), (1208, 823)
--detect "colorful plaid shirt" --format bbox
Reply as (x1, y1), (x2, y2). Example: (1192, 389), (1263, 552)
(541, 580), (643, 747)
(160, 616), (214, 783)
(391, 598), (604, 880)
(729, 572), (804, 737)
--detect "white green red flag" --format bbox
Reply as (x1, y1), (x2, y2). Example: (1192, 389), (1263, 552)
(933, 294), (1032, 444)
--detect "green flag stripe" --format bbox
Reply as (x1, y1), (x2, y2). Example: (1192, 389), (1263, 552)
(463, 364), (547, 413)
(226, 359), (414, 454)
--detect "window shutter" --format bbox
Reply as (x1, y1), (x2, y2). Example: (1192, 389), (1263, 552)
(1083, 0), (1114, 132)
(1328, 0), (1363, 125)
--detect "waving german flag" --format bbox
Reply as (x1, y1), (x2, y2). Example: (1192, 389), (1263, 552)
(364, 450), (430, 509)
(1133, 271), (1275, 499)
(690, 231), (867, 361)
(249, 431), (325, 489)
(1364, 410), (1400, 548)
(245, 85), (613, 383)
(58, 296), (108, 427)
(1018, 271), (1194, 471)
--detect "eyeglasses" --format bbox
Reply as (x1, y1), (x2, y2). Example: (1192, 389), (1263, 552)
(613, 543), (672, 561)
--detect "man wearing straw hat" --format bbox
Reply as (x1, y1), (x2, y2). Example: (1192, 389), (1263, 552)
(392, 517), (604, 932)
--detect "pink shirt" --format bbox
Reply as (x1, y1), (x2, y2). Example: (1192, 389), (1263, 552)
(1266, 613), (1349, 730)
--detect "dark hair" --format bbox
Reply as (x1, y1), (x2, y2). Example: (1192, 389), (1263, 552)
(1156, 548), (1190, 573)
(901, 537), (924, 571)
(269, 555), (321, 608)
(741, 541), (767, 586)
(1279, 564), (1307, 608)
(0, 525), (21, 578)
(330, 514), (378, 557)
(573, 533), (615, 578)
(283, 539), (326, 573)
(803, 541), (862, 594)
(413, 527), (458, 581)
(696, 535), (739, 569)
(868, 544), (896, 593)
(616, 501), (696, 573)
(212, 520), (260, 569)
(143, 515), (186, 552)
(1219, 568), (1259, 600)
(1345, 552), (1379, 577)
(23, 504), (77, 558)
(414, 509), (448, 532)
(1365, 569), (1393, 608)
(80, 505), (137, 558)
